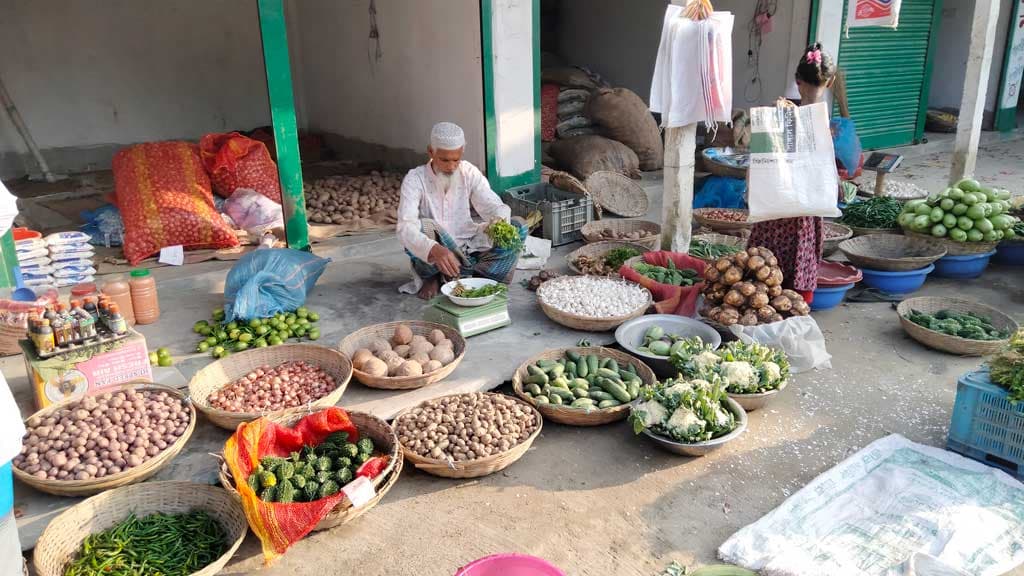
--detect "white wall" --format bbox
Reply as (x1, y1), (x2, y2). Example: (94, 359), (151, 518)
(553, 0), (811, 107)
(292, 0), (485, 169)
(0, 0), (273, 178)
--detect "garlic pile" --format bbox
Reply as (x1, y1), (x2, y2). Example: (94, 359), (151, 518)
(538, 276), (649, 318)
(860, 178), (928, 200)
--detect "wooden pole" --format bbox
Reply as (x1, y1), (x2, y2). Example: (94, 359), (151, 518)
(949, 0), (1001, 184)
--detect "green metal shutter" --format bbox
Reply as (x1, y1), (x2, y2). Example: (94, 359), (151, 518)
(837, 0), (942, 149)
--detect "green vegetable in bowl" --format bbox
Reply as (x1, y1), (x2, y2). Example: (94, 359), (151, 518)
(604, 246), (644, 270)
(669, 340), (790, 394)
(632, 260), (700, 286)
(990, 330), (1024, 404)
(638, 327), (707, 358)
(486, 220), (524, 252)
(839, 197), (904, 229)
(906, 308), (1009, 341)
(629, 376), (736, 443)
(899, 182), (1019, 242)
(451, 281), (507, 299)
(689, 239), (743, 260)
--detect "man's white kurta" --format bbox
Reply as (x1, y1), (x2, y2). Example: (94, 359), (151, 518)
(397, 161), (510, 262)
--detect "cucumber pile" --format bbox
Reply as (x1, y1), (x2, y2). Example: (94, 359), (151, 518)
(520, 351), (643, 410)
(898, 179), (1019, 242)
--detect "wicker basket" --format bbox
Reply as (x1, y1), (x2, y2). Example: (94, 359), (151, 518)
(838, 235), (947, 272)
(218, 409), (402, 531)
(897, 297), (1019, 356)
(581, 219), (661, 250)
(566, 241), (650, 276)
(188, 344), (352, 431)
(849, 225), (902, 237)
(0, 324), (25, 356)
(903, 230), (1001, 256)
(693, 208), (751, 233)
(511, 347), (656, 426)
(13, 382), (196, 497)
(536, 276), (652, 332)
(689, 233), (747, 261)
(393, 393), (543, 478)
(584, 171), (648, 217)
(338, 321), (466, 390)
(33, 481), (248, 576)
(701, 148), (748, 179)
(822, 222), (854, 257)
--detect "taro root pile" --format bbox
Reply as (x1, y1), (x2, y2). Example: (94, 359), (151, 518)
(700, 246), (810, 326)
(524, 269), (562, 291)
(593, 227), (656, 242)
(304, 171), (402, 224)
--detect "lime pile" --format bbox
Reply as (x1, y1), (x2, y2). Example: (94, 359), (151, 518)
(193, 307), (321, 358)
(148, 347), (173, 367)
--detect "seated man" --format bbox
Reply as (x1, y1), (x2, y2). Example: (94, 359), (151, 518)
(397, 122), (526, 299)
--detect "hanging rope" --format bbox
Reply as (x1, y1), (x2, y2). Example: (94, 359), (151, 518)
(745, 0), (777, 103)
(367, 0), (382, 73)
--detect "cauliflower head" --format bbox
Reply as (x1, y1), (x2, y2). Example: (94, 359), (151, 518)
(719, 361), (758, 392)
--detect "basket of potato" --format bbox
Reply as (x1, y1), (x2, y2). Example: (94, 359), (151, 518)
(338, 321), (466, 390)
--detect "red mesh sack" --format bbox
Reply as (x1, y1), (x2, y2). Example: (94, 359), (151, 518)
(113, 142), (240, 265)
(200, 132), (282, 202)
(619, 251), (707, 316)
(223, 407), (390, 563)
(541, 84), (559, 142)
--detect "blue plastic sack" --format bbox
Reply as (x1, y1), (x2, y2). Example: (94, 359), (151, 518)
(831, 117), (862, 174)
(80, 204), (124, 247)
(694, 176), (747, 209)
(224, 248), (330, 321)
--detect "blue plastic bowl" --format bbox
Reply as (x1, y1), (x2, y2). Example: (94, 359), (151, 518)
(859, 264), (934, 294)
(993, 242), (1024, 265)
(811, 283), (854, 311)
(932, 251), (996, 279)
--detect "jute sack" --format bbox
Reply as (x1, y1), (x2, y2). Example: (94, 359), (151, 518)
(587, 88), (663, 171)
(548, 135), (640, 180)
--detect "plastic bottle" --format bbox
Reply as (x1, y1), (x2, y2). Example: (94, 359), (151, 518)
(70, 282), (99, 300)
(35, 319), (55, 355)
(54, 303), (73, 346)
(106, 304), (127, 335)
(69, 300), (87, 342)
(83, 297), (99, 320)
(129, 269), (160, 325)
(101, 275), (135, 326)
(74, 300), (96, 340)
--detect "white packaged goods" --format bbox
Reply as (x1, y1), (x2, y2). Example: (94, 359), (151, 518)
(55, 274), (94, 287)
(16, 247), (48, 261)
(17, 256), (51, 269)
(44, 231), (92, 246)
(14, 237), (45, 252)
(54, 266), (97, 278)
(19, 264), (54, 276)
(23, 275), (54, 288)
(49, 243), (93, 255)
(50, 253), (94, 265)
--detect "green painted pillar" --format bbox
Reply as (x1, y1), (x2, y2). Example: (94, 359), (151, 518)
(257, 0), (309, 250)
(0, 229), (18, 289)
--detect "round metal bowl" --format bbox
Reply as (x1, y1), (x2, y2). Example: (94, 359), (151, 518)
(441, 278), (500, 307)
(727, 381), (787, 412)
(614, 315), (722, 378)
(639, 397), (747, 457)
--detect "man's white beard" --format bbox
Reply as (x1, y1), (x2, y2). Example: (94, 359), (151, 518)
(436, 171), (453, 192)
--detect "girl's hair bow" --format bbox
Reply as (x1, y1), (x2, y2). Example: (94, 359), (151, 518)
(806, 50), (823, 65)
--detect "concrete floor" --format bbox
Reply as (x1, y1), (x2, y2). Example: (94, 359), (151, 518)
(7, 137), (1024, 574)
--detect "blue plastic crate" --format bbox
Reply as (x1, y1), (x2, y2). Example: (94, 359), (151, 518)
(947, 368), (1024, 479)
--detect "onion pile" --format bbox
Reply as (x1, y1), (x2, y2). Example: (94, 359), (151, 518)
(305, 171), (402, 224)
(208, 361), (337, 413)
(14, 389), (190, 481)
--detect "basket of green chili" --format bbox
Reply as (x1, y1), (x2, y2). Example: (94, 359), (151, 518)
(838, 197), (905, 236)
(34, 481), (247, 576)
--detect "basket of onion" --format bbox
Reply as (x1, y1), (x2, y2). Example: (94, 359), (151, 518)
(699, 247), (811, 327)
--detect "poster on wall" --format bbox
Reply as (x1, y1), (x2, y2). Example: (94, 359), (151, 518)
(846, 0), (902, 35)
(1000, 0), (1024, 110)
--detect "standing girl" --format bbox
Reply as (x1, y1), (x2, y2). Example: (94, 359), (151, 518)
(747, 43), (848, 304)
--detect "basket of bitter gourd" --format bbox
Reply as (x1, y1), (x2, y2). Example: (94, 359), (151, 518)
(512, 347), (656, 426)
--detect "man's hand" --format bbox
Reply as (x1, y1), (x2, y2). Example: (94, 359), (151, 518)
(428, 244), (461, 278)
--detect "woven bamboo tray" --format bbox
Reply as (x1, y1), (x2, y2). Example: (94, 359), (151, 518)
(822, 222), (854, 257)
(849, 225), (902, 237)
(838, 235), (947, 272)
(584, 171), (648, 217)
(581, 219), (661, 250)
(393, 393), (543, 478)
(566, 241), (650, 276)
(896, 297), (1019, 356)
(188, 344), (352, 431)
(13, 382), (196, 497)
(693, 208), (751, 233)
(218, 409), (402, 531)
(0, 324), (25, 356)
(536, 276), (652, 332)
(511, 347), (656, 426)
(338, 321), (466, 390)
(33, 481), (248, 576)
(689, 233), (747, 261)
(903, 229), (1001, 256)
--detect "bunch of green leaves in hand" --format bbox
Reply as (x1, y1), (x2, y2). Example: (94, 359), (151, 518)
(487, 220), (524, 252)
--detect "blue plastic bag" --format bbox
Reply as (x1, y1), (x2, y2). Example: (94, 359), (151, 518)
(831, 117), (862, 174)
(224, 249), (330, 321)
(80, 204), (124, 247)
(694, 176), (747, 209)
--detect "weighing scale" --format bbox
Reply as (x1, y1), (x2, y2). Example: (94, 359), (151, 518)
(863, 152), (904, 197)
(423, 293), (511, 338)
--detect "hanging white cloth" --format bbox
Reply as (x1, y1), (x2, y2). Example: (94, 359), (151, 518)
(650, 6), (734, 129)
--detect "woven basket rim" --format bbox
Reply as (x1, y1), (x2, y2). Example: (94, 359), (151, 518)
(580, 219), (661, 247)
(903, 229), (1001, 255)
(187, 343), (352, 423)
(536, 276), (652, 329)
(896, 297), (1019, 344)
(566, 241), (651, 276)
(338, 321), (466, 389)
(393, 392), (543, 474)
(693, 208), (751, 231)
(510, 346), (655, 425)
(838, 235), (947, 271)
(13, 382), (196, 494)
(584, 171), (649, 217)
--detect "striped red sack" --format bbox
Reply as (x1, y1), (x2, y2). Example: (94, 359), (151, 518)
(200, 132), (282, 202)
(113, 142), (240, 265)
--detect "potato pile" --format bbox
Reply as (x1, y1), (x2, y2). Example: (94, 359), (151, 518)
(352, 325), (456, 378)
(305, 171), (402, 224)
(700, 246), (810, 326)
(593, 227), (656, 242)
(14, 389), (191, 481)
(207, 361), (337, 413)
(394, 393), (538, 462)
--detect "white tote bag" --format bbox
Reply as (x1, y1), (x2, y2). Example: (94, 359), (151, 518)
(747, 101), (841, 223)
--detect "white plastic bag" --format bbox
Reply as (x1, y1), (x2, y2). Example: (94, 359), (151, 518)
(223, 188), (284, 236)
(747, 101), (841, 223)
(728, 315), (831, 373)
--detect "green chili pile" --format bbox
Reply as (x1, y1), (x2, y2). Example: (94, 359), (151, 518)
(688, 239), (743, 260)
(838, 197), (904, 229)
(64, 510), (228, 576)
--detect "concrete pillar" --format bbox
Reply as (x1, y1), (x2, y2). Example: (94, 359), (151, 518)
(950, 0), (1001, 184)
